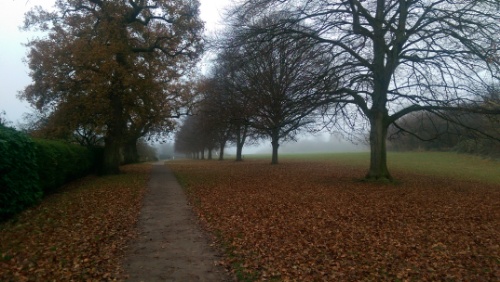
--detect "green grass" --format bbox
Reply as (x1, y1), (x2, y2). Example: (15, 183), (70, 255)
(245, 152), (500, 185)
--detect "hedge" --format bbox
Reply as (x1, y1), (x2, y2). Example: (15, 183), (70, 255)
(33, 139), (95, 194)
(1, 125), (98, 220)
(0, 125), (41, 221)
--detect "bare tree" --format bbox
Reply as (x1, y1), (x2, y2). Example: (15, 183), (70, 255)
(174, 115), (203, 158)
(221, 15), (336, 164)
(196, 76), (236, 160)
(206, 49), (263, 161)
(233, 0), (500, 179)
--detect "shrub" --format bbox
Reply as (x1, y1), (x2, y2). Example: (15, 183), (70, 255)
(454, 138), (500, 159)
(1, 126), (99, 220)
(33, 139), (95, 194)
(0, 125), (42, 221)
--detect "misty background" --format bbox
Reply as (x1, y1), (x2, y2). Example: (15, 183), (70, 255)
(156, 132), (367, 159)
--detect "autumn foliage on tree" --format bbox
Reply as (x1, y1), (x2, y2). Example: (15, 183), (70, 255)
(20, 0), (203, 174)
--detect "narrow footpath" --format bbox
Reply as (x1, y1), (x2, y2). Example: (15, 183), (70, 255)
(123, 162), (232, 281)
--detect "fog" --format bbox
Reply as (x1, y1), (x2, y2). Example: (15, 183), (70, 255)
(230, 133), (368, 155)
(155, 133), (368, 160)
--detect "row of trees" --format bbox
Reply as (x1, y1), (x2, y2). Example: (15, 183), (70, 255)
(19, 0), (500, 179)
(175, 0), (500, 180)
(175, 16), (337, 164)
(20, 0), (204, 174)
(174, 76), (256, 162)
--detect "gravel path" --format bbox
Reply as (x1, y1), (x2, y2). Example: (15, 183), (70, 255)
(123, 162), (232, 281)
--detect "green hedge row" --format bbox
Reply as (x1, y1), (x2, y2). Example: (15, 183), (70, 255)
(0, 125), (98, 221)
(0, 125), (41, 221)
(33, 139), (95, 194)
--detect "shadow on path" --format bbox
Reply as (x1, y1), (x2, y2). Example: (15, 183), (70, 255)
(123, 162), (232, 281)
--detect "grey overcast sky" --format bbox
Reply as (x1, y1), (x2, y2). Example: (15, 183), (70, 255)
(0, 0), (230, 125)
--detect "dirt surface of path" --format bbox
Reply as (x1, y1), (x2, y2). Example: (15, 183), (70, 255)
(123, 162), (232, 281)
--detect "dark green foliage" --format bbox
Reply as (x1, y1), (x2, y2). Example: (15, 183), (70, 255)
(33, 139), (95, 194)
(89, 146), (105, 175)
(455, 138), (500, 159)
(0, 125), (41, 221)
(1, 125), (98, 220)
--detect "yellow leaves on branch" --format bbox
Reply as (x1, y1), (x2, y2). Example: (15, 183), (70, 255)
(170, 160), (500, 281)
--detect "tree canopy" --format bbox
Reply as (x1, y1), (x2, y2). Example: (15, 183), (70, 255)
(20, 0), (203, 174)
(204, 15), (336, 164)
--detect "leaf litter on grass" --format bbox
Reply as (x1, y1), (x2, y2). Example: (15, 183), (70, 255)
(169, 160), (500, 281)
(0, 164), (150, 281)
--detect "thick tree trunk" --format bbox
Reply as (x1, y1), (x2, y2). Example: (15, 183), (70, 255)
(102, 92), (125, 175)
(271, 130), (280, 164)
(236, 144), (244, 161)
(366, 27), (393, 181)
(122, 139), (139, 164)
(201, 149), (205, 160)
(207, 148), (213, 160)
(366, 115), (392, 180)
(103, 136), (121, 175)
(271, 141), (279, 164)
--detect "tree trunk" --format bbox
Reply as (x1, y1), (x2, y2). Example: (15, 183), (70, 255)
(122, 139), (139, 164)
(235, 125), (248, 161)
(218, 140), (226, 161)
(366, 114), (392, 180)
(366, 27), (393, 180)
(103, 136), (121, 175)
(201, 149), (205, 160)
(271, 130), (280, 164)
(102, 92), (125, 175)
(236, 144), (244, 161)
(207, 148), (213, 160)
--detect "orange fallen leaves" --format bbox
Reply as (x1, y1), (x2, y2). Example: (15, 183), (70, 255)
(169, 159), (500, 281)
(0, 164), (149, 281)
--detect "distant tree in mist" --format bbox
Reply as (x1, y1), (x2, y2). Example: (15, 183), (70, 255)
(216, 14), (336, 164)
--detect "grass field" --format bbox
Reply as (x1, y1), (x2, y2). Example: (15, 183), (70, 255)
(246, 151), (500, 184)
(169, 152), (499, 281)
